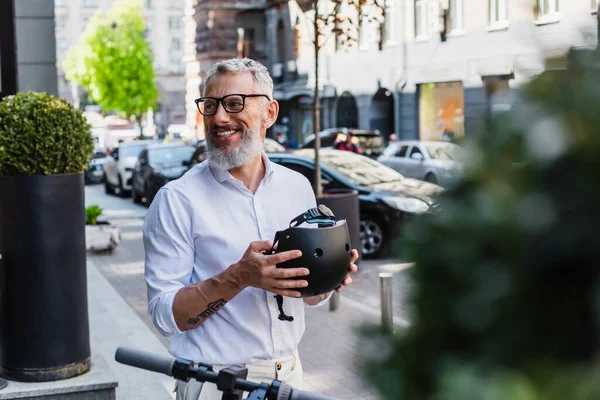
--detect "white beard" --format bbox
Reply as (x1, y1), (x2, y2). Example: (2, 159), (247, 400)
(206, 126), (264, 170)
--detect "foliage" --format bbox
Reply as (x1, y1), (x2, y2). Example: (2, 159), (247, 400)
(85, 205), (103, 225)
(360, 48), (600, 400)
(0, 92), (94, 176)
(63, 0), (158, 126)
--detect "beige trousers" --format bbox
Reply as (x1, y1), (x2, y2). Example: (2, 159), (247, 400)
(175, 352), (303, 400)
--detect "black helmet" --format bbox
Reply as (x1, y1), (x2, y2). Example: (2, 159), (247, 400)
(268, 205), (352, 321)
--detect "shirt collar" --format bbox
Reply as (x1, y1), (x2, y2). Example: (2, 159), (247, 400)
(209, 152), (275, 184)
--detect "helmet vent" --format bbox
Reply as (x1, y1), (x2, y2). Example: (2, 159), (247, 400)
(314, 248), (324, 257)
(345, 243), (350, 252)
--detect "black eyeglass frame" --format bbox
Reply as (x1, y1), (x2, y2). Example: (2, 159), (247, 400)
(194, 94), (271, 116)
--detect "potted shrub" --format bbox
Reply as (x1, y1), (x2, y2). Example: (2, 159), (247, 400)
(85, 205), (121, 252)
(0, 92), (94, 381)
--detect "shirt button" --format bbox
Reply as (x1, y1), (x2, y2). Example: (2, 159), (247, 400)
(276, 362), (282, 370)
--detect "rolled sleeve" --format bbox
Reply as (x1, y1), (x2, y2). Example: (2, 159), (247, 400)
(143, 187), (195, 336)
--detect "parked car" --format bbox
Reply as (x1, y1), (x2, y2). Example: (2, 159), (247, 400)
(188, 137), (287, 167)
(85, 151), (108, 184)
(268, 149), (444, 258)
(131, 142), (195, 205)
(377, 141), (465, 187)
(103, 141), (149, 196)
(302, 128), (386, 158)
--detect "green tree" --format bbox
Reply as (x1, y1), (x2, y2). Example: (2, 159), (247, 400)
(64, 0), (158, 135)
(359, 48), (600, 400)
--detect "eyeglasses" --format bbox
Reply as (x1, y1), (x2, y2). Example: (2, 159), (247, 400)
(194, 94), (270, 116)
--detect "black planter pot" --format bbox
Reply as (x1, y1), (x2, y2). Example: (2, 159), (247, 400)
(317, 189), (361, 263)
(0, 173), (91, 382)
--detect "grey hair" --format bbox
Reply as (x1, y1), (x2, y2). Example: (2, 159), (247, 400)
(203, 58), (274, 98)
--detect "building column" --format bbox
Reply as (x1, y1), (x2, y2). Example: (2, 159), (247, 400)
(14, 0), (59, 95)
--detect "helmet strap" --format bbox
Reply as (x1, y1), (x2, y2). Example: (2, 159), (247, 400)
(289, 204), (336, 228)
(274, 295), (294, 322)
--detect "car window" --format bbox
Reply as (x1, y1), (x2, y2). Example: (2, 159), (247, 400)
(148, 146), (195, 167)
(281, 162), (315, 185)
(409, 146), (423, 158)
(121, 144), (147, 158)
(93, 151), (106, 159)
(355, 135), (385, 152)
(395, 145), (409, 157)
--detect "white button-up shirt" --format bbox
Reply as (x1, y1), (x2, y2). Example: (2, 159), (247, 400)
(143, 154), (318, 365)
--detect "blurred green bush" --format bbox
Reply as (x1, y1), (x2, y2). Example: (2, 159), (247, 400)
(361, 48), (600, 400)
(0, 92), (94, 176)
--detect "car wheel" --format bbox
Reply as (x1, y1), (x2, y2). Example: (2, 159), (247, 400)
(360, 216), (386, 259)
(144, 184), (156, 206)
(132, 184), (142, 204)
(104, 178), (114, 195)
(425, 173), (438, 184)
(117, 175), (127, 198)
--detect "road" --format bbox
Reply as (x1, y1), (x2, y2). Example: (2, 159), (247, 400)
(84, 182), (414, 340)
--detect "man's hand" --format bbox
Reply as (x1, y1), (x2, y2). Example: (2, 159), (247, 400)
(336, 248), (359, 292)
(233, 240), (308, 297)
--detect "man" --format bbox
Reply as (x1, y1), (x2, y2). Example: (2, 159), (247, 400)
(333, 132), (361, 154)
(143, 58), (358, 400)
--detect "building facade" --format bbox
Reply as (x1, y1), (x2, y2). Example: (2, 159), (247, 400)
(54, 0), (187, 131)
(185, 0), (598, 145)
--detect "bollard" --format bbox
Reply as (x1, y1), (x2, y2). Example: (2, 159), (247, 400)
(329, 290), (340, 311)
(380, 272), (393, 334)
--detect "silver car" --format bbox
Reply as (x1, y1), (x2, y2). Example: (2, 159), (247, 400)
(377, 141), (464, 187)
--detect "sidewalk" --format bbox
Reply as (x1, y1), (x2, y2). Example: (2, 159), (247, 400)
(86, 217), (396, 399)
(87, 259), (175, 399)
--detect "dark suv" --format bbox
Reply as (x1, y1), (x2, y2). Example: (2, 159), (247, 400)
(302, 128), (386, 158)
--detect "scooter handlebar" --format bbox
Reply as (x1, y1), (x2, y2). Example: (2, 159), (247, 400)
(115, 346), (340, 400)
(115, 346), (175, 377)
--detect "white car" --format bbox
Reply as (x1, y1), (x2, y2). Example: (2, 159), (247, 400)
(377, 141), (465, 187)
(103, 141), (149, 196)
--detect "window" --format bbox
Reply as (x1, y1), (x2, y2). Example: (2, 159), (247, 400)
(449, 0), (463, 31)
(145, 0), (152, 8)
(239, 28), (256, 59)
(82, 0), (96, 8)
(395, 145), (409, 158)
(171, 38), (181, 50)
(490, 0), (508, 23)
(538, 0), (559, 17)
(169, 16), (181, 30)
(55, 16), (65, 28)
(415, 0), (427, 38)
(281, 163), (315, 185)
(383, 2), (396, 43)
(57, 37), (68, 51)
(169, 58), (183, 73)
(409, 146), (423, 159)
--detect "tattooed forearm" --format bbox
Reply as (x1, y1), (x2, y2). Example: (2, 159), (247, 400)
(187, 298), (227, 325)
